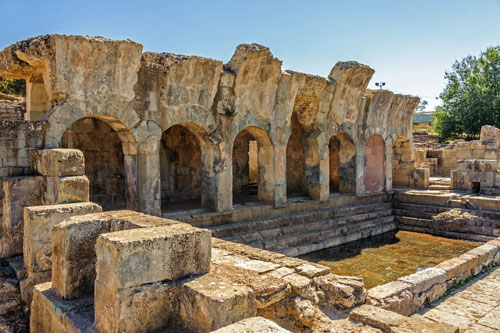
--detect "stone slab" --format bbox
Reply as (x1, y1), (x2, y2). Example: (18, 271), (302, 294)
(31, 149), (85, 177)
(213, 317), (291, 333)
(349, 304), (407, 332)
(398, 267), (447, 294)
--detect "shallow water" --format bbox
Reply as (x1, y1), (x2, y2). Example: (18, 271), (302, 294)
(300, 230), (481, 289)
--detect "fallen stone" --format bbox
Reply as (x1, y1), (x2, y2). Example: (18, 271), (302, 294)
(30, 149), (85, 177)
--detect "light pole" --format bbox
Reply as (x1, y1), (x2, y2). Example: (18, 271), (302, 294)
(375, 81), (386, 90)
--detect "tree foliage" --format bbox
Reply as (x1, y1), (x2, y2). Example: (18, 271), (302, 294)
(415, 99), (428, 112)
(434, 45), (500, 141)
(0, 76), (26, 96)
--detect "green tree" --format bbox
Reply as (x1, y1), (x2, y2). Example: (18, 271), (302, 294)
(433, 45), (500, 141)
(0, 76), (25, 96)
(416, 99), (428, 112)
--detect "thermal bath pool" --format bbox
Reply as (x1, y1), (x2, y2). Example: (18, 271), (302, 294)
(300, 230), (481, 289)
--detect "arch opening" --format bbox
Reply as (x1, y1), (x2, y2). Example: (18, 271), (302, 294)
(364, 134), (385, 193)
(61, 117), (127, 210)
(232, 127), (274, 205)
(160, 124), (203, 212)
(329, 133), (356, 195)
(286, 114), (306, 196)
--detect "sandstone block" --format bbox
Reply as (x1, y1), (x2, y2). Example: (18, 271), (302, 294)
(457, 149), (472, 160)
(23, 202), (102, 273)
(313, 273), (366, 308)
(45, 176), (89, 204)
(393, 314), (459, 333)
(177, 273), (257, 332)
(450, 170), (470, 191)
(51, 210), (143, 299)
(95, 225), (211, 288)
(457, 160), (474, 171)
(213, 317), (291, 333)
(31, 149), (85, 177)
(435, 257), (468, 281)
(441, 149), (457, 159)
(94, 279), (175, 333)
(398, 268), (446, 294)
(349, 304), (407, 332)
(472, 149), (485, 159)
(475, 160), (497, 173)
(484, 149), (500, 160)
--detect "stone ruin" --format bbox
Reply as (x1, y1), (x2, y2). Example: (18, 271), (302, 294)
(0, 34), (499, 332)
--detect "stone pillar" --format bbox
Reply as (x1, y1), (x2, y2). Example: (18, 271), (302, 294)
(355, 145), (366, 196)
(273, 143), (287, 207)
(303, 131), (330, 201)
(130, 121), (162, 216)
(201, 142), (232, 212)
(385, 140), (393, 191)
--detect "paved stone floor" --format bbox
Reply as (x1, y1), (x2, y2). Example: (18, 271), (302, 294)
(419, 266), (500, 332)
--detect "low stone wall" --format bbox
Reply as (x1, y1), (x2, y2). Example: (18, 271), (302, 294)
(366, 239), (500, 316)
(31, 211), (368, 332)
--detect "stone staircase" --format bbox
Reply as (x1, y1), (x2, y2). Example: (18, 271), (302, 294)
(208, 198), (395, 257)
(428, 177), (451, 190)
(393, 191), (500, 242)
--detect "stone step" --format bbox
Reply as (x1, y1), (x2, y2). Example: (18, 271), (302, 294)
(395, 216), (500, 237)
(222, 208), (392, 246)
(252, 215), (394, 253)
(428, 185), (450, 190)
(393, 204), (500, 226)
(398, 224), (495, 243)
(281, 222), (397, 257)
(210, 202), (391, 238)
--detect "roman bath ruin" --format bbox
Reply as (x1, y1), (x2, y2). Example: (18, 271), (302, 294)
(0, 34), (499, 332)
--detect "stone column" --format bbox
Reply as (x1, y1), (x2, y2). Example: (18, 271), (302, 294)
(355, 145), (366, 196)
(272, 143), (286, 207)
(130, 121), (162, 216)
(303, 131), (330, 201)
(200, 142), (232, 212)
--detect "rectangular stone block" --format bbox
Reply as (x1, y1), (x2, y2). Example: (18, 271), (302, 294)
(94, 279), (176, 333)
(472, 149), (485, 159)
(23, 202), (102, 273)
(457, 160), (474, 171)
(398, 267), (446, 294)
(3, 176), (46, 230)
(474, 160), (497, 173)
(51, 210), (143, 299)
(457, 149), (472, 160)
(495, 174), (500, 187)
(95, 224), (211, 289)
(176, 273), (257, 332)
(441, 149), (457, 159)
(31, 149), (85, 177)
(484, 149), (500, 160)
(441, 158), (457, 168)
(45, 176), (89, 204)
(450, 170), (470, 191)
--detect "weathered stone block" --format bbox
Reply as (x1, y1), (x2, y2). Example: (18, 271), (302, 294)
(457, 149), (472, 160)
(213, 317), (291, 333)
(349, 304), (407, 332)
(441, 149), (457, 159)
(45, 176), (89, 204)
(95, 225), (211, 288)
(398, 267), (446, 294)
(393, 314), (459, 333)
(177, 273), (257, 332)
(51, 210), (142, 299)
(23, 202), (102, 273)
(413, 168), (429, 189)
(484, 149), (500, 160)
(435, 257), (468, 281)
(31, 149), (85, 177)
(472, 149), (485, 159)
(475, 160), (497, 173)
(450, 170), (470, 191)
(94, 279), (176, 333)
(20, 270), (51, 304)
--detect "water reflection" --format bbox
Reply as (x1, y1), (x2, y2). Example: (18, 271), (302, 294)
(299, 231), (480, 289)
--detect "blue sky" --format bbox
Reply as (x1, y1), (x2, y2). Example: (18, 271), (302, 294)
(2, 0), (500, 110)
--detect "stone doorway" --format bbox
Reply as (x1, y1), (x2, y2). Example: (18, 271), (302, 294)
(160, 125), (202, 212)
(329, 133), (356, 194)
(232, 127), (274, 205)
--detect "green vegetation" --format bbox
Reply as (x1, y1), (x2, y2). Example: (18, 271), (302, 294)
(434, 45), (500, 141)
(0, 76), (26, 96)
(416, 99), (428, 112)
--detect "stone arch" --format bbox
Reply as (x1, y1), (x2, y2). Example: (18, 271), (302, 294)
(329, 132), (356, 194)
(364, 134), (385, 193)
(44, 102), (141, 148)
(60, 115), (136, 210)
(392, 136), (414, 187)
(232, 126), (275, 204)
(286, 113), (306, 195)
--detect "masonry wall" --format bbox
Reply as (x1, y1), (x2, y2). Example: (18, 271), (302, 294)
(0, 119), (45, 219)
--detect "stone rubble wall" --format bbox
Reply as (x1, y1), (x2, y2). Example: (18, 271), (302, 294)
(366, 239), (500, 316)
